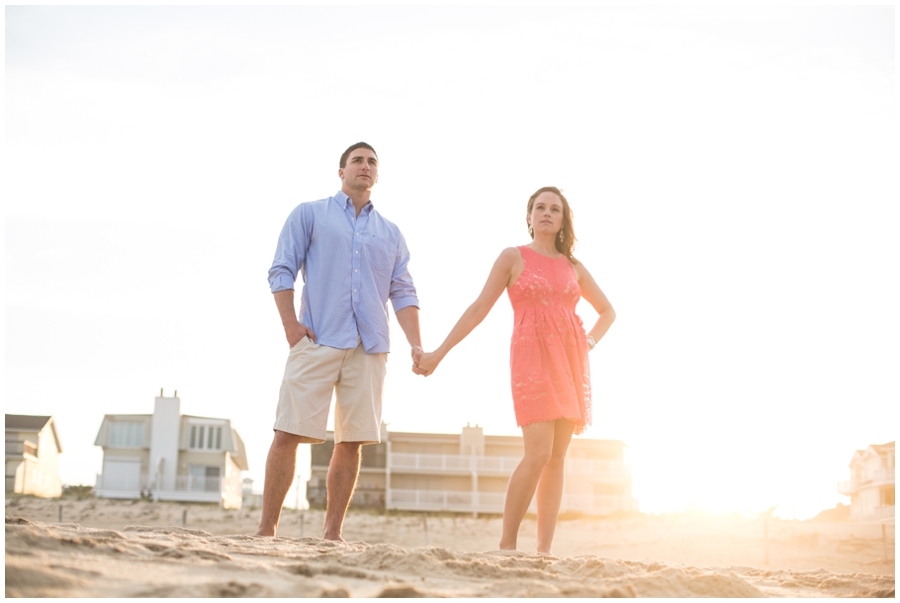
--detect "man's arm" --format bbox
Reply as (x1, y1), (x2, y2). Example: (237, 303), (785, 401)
(388, 233), (423, 370)
(395, 306), (423, 369)
(269, 204), (314, 348)
(268, 204), (310, 294)
(274, 290), (316, 348)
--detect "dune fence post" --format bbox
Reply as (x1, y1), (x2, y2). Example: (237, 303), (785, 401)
(59, 504), (63, 523)
(883, 523), (888, 562)
(182, 509), (187, 528)
(300, 513), (305, 538)
(423, 513), (430, 546)
(764, 517), (769, 565)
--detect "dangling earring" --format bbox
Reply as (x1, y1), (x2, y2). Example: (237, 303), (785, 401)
(558, 229), (564, 243)
(528, 224), (534, 237)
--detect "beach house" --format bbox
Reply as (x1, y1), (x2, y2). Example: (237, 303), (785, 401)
(307, 424), (637, 516)
(838, 441), (895, 523)
(242, 477), (263, 509)
(5, 414), (63, 498)
(93, 391), (249, 509)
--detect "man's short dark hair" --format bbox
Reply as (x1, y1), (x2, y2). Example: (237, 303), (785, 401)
(339, 142), (377, 169)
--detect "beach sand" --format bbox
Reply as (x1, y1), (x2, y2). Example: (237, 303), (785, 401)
(6, 496), (895, 597)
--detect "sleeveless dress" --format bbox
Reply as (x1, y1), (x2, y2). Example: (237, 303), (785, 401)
(507, 245), (591, 434)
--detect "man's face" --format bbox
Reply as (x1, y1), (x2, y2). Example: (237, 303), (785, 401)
(339, 148), (379, 193)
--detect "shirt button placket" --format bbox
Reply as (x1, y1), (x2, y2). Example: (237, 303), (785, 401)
(352, 230), (361, 306)
(351, 213), (368, 336)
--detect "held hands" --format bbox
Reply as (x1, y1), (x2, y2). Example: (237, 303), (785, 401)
(414, 351), (442, 377)
(410, 345), (425, 375)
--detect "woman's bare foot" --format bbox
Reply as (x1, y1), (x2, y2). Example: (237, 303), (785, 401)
(252, 528), (275, 537)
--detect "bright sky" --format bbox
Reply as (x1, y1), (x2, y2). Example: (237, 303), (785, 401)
(5, 5), (897, 520)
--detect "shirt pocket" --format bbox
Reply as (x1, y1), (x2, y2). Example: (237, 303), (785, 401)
(364, 235), (395, 281)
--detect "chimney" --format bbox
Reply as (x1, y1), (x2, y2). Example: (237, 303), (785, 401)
(150, 391), (182, 492)
(460, 424), (485, 457)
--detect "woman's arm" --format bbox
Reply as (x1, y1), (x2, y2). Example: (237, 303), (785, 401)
(416, 247), (521, 376)
(574, 261), (616, 346)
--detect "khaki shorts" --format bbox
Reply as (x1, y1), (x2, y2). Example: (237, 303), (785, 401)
(274, 336), (387, 445)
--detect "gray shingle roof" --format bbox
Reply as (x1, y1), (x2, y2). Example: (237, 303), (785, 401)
(5, 414), (52, 431)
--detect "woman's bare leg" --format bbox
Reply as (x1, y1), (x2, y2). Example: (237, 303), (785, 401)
(535, 419), (574, 554)
(498, 421), (555, 550)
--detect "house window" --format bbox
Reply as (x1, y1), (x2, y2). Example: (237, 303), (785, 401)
(188, 465), (221, 492)
(189, 425), (223, 451)
(109, 421), (143, 447)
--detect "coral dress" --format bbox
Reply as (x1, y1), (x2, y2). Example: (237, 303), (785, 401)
(507, 245), (591, 434)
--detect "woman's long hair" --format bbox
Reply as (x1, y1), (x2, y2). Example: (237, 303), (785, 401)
(526, 186), (578, 264)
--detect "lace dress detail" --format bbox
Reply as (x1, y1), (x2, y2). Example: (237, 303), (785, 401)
(507, 245), (591, 434)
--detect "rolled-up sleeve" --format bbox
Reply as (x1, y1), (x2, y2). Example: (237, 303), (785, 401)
(268, 204), (311, 293)
(389, 233), (419, 312)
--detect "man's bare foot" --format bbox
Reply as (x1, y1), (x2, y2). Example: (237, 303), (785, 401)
(322, 532), (346, 543)
(537, 551), (556, 558)
(253, 528), (275, 537)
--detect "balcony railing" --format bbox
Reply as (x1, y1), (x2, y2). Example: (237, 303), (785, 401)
(391, 452), (475, 473)
(839, 469), (895, 494)
(387, 488), (635, 515)
(874, 505), (895, 520)
(476, 456), (521, 474)
(389, 452), (630, 477)
(176, 476), (221, 493)
(96, 474), (222, 493)
(389, 489), (505, 512)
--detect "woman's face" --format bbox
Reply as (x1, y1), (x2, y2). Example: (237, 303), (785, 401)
(528, 191), (565, 236)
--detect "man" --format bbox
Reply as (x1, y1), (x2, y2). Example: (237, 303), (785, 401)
(255, 142), (423, 540)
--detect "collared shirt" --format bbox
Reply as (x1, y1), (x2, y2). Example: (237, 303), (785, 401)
(268, 191), (419, 354)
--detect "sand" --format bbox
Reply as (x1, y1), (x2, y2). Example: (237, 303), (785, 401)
(5, 496), (895, 597)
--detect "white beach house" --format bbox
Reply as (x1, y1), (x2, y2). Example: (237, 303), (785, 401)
(94, 392), (248, 509)
(308, 423), (637, 516)
(838, 441), (895, 523)
(5, 414), (63, 498)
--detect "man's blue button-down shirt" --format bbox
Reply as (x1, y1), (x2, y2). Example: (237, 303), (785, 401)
(268, 191), (419, 354)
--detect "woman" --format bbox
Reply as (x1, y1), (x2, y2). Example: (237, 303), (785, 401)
(416, 186), (616, 554)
